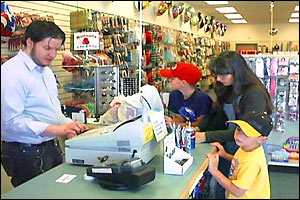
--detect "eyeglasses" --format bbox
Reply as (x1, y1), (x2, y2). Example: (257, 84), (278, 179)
(215, 74), (231, 80)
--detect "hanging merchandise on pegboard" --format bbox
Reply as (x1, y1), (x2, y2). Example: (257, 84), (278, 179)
(121, 77), (139, 97)
(6, 11), (54, 51)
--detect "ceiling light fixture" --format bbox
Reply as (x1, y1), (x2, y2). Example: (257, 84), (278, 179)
(231, 19), (247, 23)
(291, 12), (299, 18)
(269, 1), (278, 37)
(215, 7), (237, 13)
(289, 18), (299, 22)
(224, 14), (243, 19)
(205, 1), (228, 5)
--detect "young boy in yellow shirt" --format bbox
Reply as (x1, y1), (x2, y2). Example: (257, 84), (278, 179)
(206, 112), (273, 199)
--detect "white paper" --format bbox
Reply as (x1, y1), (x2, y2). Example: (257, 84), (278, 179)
(148, 110), (168, 142)
(56, 174), (77, 183)
(72, 112), (85, 123)
(74, 32), (99, 50)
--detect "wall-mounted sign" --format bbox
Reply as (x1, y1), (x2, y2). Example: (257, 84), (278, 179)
(74, 32), (99, 50)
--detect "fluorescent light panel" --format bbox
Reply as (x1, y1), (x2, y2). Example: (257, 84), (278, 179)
(231, 19), (247, 23)
(205, 1), (228, 5)
(224, 14), (243, 19)
(295, 5), (299, 11)
(216, 7), (237, 13)
(291, 12), (299, 18)
(289, 18), (299, 22)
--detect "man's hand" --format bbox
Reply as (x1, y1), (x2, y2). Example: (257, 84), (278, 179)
(43, 122), (89, 138)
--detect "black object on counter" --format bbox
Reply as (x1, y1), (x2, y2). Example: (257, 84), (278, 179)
(86, 158), (156, 190)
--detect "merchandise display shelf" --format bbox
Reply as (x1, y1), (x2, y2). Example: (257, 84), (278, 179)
(268, 161), (299, 167)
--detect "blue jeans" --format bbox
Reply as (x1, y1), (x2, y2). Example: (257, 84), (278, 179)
(1, 140), (63, 187)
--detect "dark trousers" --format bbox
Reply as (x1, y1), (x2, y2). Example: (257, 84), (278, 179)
(1, 140), (63, 187)
(215, 141), (239, 199)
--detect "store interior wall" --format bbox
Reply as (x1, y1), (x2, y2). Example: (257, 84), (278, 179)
(56, 1), (215, 37)
(223, 23), (299, 51)
(1, 0), (299, 195)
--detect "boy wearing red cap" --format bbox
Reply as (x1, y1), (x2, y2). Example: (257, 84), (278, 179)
(206, 112), (273, 199)
(160, 62), (213, 126)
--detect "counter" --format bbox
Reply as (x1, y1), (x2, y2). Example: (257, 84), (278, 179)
(2, 143), (212, 199)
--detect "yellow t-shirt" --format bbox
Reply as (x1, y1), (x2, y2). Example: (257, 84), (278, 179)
(227, 146), (270, 199)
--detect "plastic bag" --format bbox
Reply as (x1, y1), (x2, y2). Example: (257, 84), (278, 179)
(99, 103), (121, 125)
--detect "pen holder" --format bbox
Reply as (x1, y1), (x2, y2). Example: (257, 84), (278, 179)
(163, 133), (193, 175)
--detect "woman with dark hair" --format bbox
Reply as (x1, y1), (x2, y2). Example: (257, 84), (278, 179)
(195, 51), (273, 199)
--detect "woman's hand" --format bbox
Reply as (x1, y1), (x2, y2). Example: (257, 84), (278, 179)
(195, 132), (206, 143)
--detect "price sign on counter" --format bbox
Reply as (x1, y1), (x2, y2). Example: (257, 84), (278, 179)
(148, 110), (168, 142)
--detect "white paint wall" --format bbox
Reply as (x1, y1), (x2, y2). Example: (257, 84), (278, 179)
(223, 23), (299, 50)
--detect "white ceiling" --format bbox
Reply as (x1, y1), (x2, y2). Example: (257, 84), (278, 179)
(184, 1), (299, 25)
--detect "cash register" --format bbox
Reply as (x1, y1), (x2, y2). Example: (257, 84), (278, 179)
(65, 85), (164, 165)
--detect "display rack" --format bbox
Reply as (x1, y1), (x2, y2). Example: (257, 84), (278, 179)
(62, 65), (118, 118)
(243, 54), (299, 167)
(94, 66), (119, 116)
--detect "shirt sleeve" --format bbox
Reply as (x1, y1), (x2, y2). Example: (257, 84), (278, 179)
(231, 162), (260, 190)
(205, 129), (235, 143)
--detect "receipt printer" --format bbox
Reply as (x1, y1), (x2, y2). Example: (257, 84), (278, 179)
(86, 158), (156, 190)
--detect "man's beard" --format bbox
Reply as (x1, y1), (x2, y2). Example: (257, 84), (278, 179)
(30, 46), (47, 67)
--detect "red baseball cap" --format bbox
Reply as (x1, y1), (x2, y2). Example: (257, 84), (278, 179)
(159, 62), (202, 84)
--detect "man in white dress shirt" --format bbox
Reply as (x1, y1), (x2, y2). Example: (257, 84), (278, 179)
(1, 20), (89, 187)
